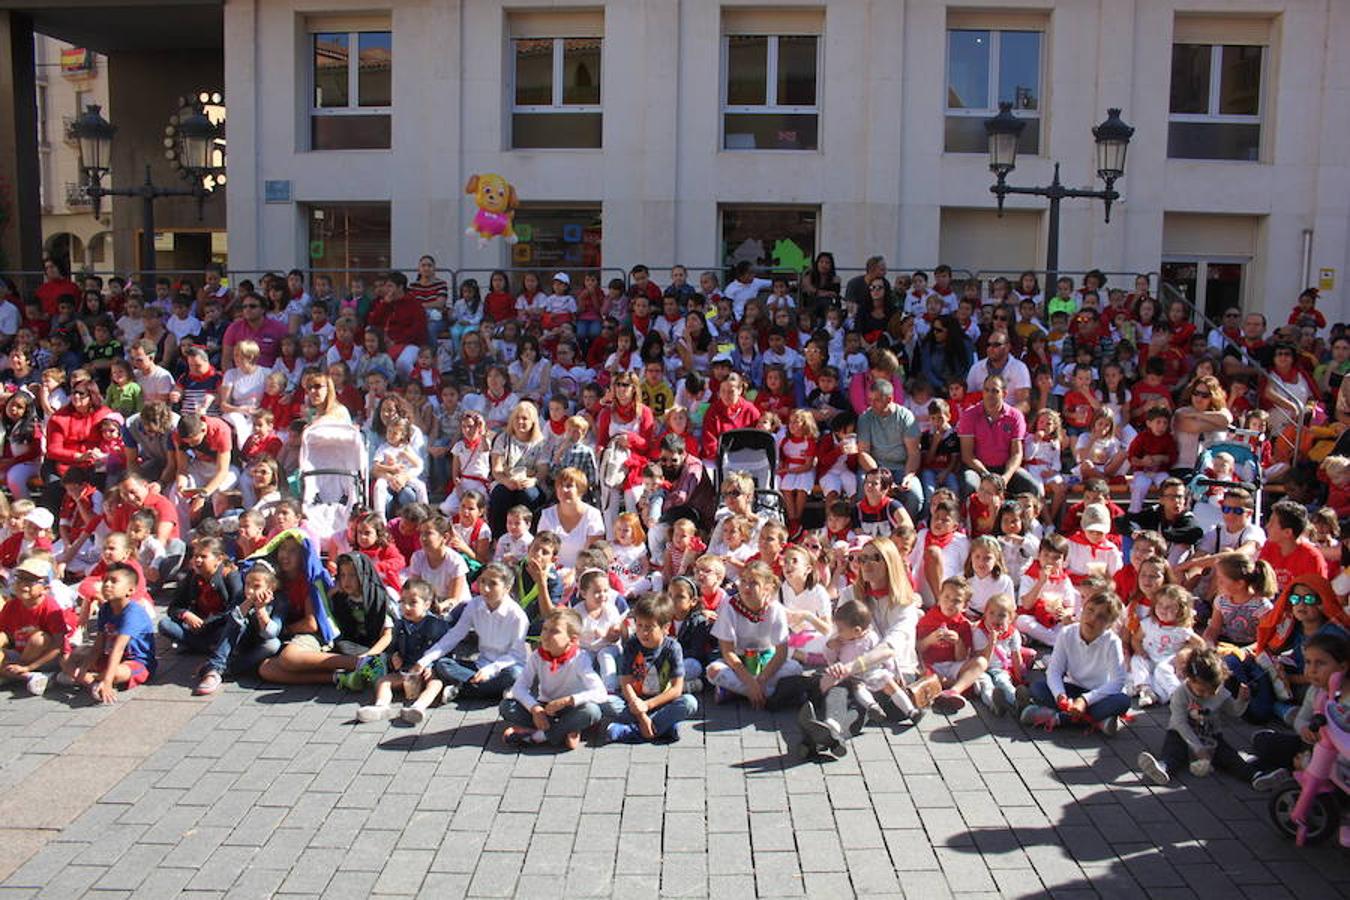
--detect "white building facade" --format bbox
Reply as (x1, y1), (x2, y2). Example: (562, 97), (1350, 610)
(223, 0), (1350, 323)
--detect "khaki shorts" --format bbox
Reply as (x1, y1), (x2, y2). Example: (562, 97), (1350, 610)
(287, 634), (332, 653)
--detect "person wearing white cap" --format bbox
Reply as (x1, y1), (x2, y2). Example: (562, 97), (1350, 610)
(540, 272), (577, 344)
(0, 507), (56, 570)
(1065, 503), (1124, 582)
(0, 557), (71, 696)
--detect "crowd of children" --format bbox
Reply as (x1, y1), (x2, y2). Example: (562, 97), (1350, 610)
(0, 260), (1345, 784)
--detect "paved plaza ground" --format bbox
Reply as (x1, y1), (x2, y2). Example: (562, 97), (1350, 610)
(0, 649), (1346, 899)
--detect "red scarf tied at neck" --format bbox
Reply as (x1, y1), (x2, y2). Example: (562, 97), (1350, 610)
(538, 639), (580, 673)
(924, 528), (960, 550)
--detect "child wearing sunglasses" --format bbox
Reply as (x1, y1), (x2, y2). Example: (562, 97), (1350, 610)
(1250, 574), (1349, 725)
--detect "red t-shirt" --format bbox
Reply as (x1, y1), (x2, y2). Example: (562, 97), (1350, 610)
(1062, 391), (1095, 430)
(171, 416), (232, 469)
(917, 606), (973, 667)
(1127, 431), (1177, 472)
(0, 594), (71, 654)
(1257, 539), (1329, 594)
(105, 491), (181, 542)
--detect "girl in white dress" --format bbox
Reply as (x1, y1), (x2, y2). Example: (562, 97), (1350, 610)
(778, 409), (818, 535)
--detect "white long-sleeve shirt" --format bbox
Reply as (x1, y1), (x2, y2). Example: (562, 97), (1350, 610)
(511, 648), (609, 708)
(416, 596), (528, 677)
(1045, 625), (1125, 705)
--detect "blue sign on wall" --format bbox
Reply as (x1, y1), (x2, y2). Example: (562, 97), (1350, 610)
(264, 180), (292, 203)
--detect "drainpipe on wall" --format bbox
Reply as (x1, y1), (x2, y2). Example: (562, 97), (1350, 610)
(1300, 228), (1314, 293)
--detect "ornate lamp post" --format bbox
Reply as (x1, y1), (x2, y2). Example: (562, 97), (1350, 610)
(71, 100), (224, 293)
(986, 102), (1134, 289)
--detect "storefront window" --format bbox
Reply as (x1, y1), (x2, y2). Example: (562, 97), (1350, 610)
(307, 203), (391, 285)
(509, 205), (602, 271)
(719, 206), (817, 278)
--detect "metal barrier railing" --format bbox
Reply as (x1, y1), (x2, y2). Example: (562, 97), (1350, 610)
(973, 270), (1158, 299)
(1158, 280), (1307, 470)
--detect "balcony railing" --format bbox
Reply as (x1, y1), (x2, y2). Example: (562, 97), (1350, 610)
(64, 181), (92, 208)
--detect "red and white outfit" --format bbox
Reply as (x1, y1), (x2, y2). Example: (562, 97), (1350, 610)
(1128, 614), (1194, 702)
(815, 432), (858, 497)
(1065, 532), (1124, 584)
(778, 435), (817, 493)
(440, 437), (492, 515)
(1016, 563), (1082, 646)
(906, 528), (971, 608)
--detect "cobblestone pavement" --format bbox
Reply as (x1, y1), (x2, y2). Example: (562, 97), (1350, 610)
(0, 658), (1347, 900)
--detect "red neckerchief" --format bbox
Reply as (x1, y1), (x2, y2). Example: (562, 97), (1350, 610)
(538, 639), (580, 673)
(804, 364), (823, 383)
(730, 594), (767, 623)
(827, 526), (852, 543)
(910, 289), (926, 301)
(858, 496), (889, 517)
(617, 350), (633, 369)
(664, 311), (682, 324)
(983, 620), (1016, 642)
(548, 419), (567, 436)
(613, 401), (637, 422)
(334, 340), (354, 360)
(485, 388), (508, 405)
(924, 528), (959, 550)
(631, 314), (651, 333)
(1068, 531), (1111, 557)
(1153, 613), (1178, 627)
(864, 585), (890, 600)
(462, 435), (482, 451)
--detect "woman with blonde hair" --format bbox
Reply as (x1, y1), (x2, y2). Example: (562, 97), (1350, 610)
(798, 536), (924, 754)
(219, 339), (267, 446)
(301, 366), (350, 426)
(487, 400), (549, 534)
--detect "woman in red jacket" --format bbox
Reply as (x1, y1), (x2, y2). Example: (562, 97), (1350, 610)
(41, 381), (113, 511)
(595, 372), (657, 460)
(700, 372), (762, 462)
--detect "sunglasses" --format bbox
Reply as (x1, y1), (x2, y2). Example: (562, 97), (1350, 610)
(1219, 504), (1248, 515)
(869, 285), (886, 292)
(1288, 592), (1321, 606)
(1193, 390), (1212, 399)
(723, 488), (742, 498)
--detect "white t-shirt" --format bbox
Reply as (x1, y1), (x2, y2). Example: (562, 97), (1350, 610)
(711, 598), (789, 651)
(136, 365), (176, 403)
(408, 549), (469, 600)
(536, 503), (606, 570)
(724, 277), (773, 319)
(0, 300), (20, 336)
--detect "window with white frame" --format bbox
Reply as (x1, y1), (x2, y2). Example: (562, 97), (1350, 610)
(510, 37), (602, 149)
(1168, 44), (1263, 161)
(722, 34), (819, 151)
(310, 29), (392, 150)
(945, 29), (1041, 154)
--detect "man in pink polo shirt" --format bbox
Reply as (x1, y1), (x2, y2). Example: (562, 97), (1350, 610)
(221, 292), (289, 368)
(957, 374), (1039, 500)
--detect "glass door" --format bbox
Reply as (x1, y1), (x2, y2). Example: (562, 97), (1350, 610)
(1160, 259), (1245, 327)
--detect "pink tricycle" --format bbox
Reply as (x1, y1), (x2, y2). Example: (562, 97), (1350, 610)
(1268, 670), (1349, 846)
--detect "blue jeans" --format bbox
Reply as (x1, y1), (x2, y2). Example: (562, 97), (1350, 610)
(919, 469), (960, 508)
(203, 610), (283, 676)
(489, 484), (544, 537)
(1223, 653), (1277, 723)
(499, 697), (603, 745)
(576, 319), (602, 351)
(1030, 679), (1130, 726)
(604, 693), (698, 737)
(433, 657), (520, 700)
(158, 615), (229, 655)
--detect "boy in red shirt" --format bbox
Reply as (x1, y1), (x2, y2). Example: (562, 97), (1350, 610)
(1127, 407), (1178, 513)
(918, 576), (974, 714)
(1061, 364), (1099, 436)
(240, 409), (283, 465)
(1257, 500), (1329, 595)
(1129, 358), (1173, 427)
(0, 558), (72, 695)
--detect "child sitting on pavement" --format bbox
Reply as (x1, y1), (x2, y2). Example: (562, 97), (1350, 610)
(1137, 646), (1254, 786)
(357, 578), (450, 724)
(0, 558), (73, 695)
(414, 562), (528, 703)
(61, 563), (156, 702)
(1020, 586), (1129, 734)
(604, 592), (698, 743)
(500, 606), (608, 749)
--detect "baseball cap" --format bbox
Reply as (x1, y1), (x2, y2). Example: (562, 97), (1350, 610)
(24, 508), (54, 531)
(552, 272), (571, 286)
(14, 557), (51, 581)
(711, 352), (733, 365)
(1081, 503), (1111, 533)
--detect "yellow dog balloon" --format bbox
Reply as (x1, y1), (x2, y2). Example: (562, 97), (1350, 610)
(464, 173), (519, 246)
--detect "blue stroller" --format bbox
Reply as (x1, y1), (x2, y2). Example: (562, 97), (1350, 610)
(1185, 432), (1264, 533)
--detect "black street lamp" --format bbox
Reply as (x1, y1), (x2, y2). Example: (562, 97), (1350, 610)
(71, 103), (224, 293)
(986, 102), (1134, 290)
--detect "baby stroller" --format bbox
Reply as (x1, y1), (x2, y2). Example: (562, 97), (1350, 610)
(1185, 435), (1263, 533)
(716, 429), (786, 525)
(1268, 670), (1349, 846)
(299, 421), (369, 548)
